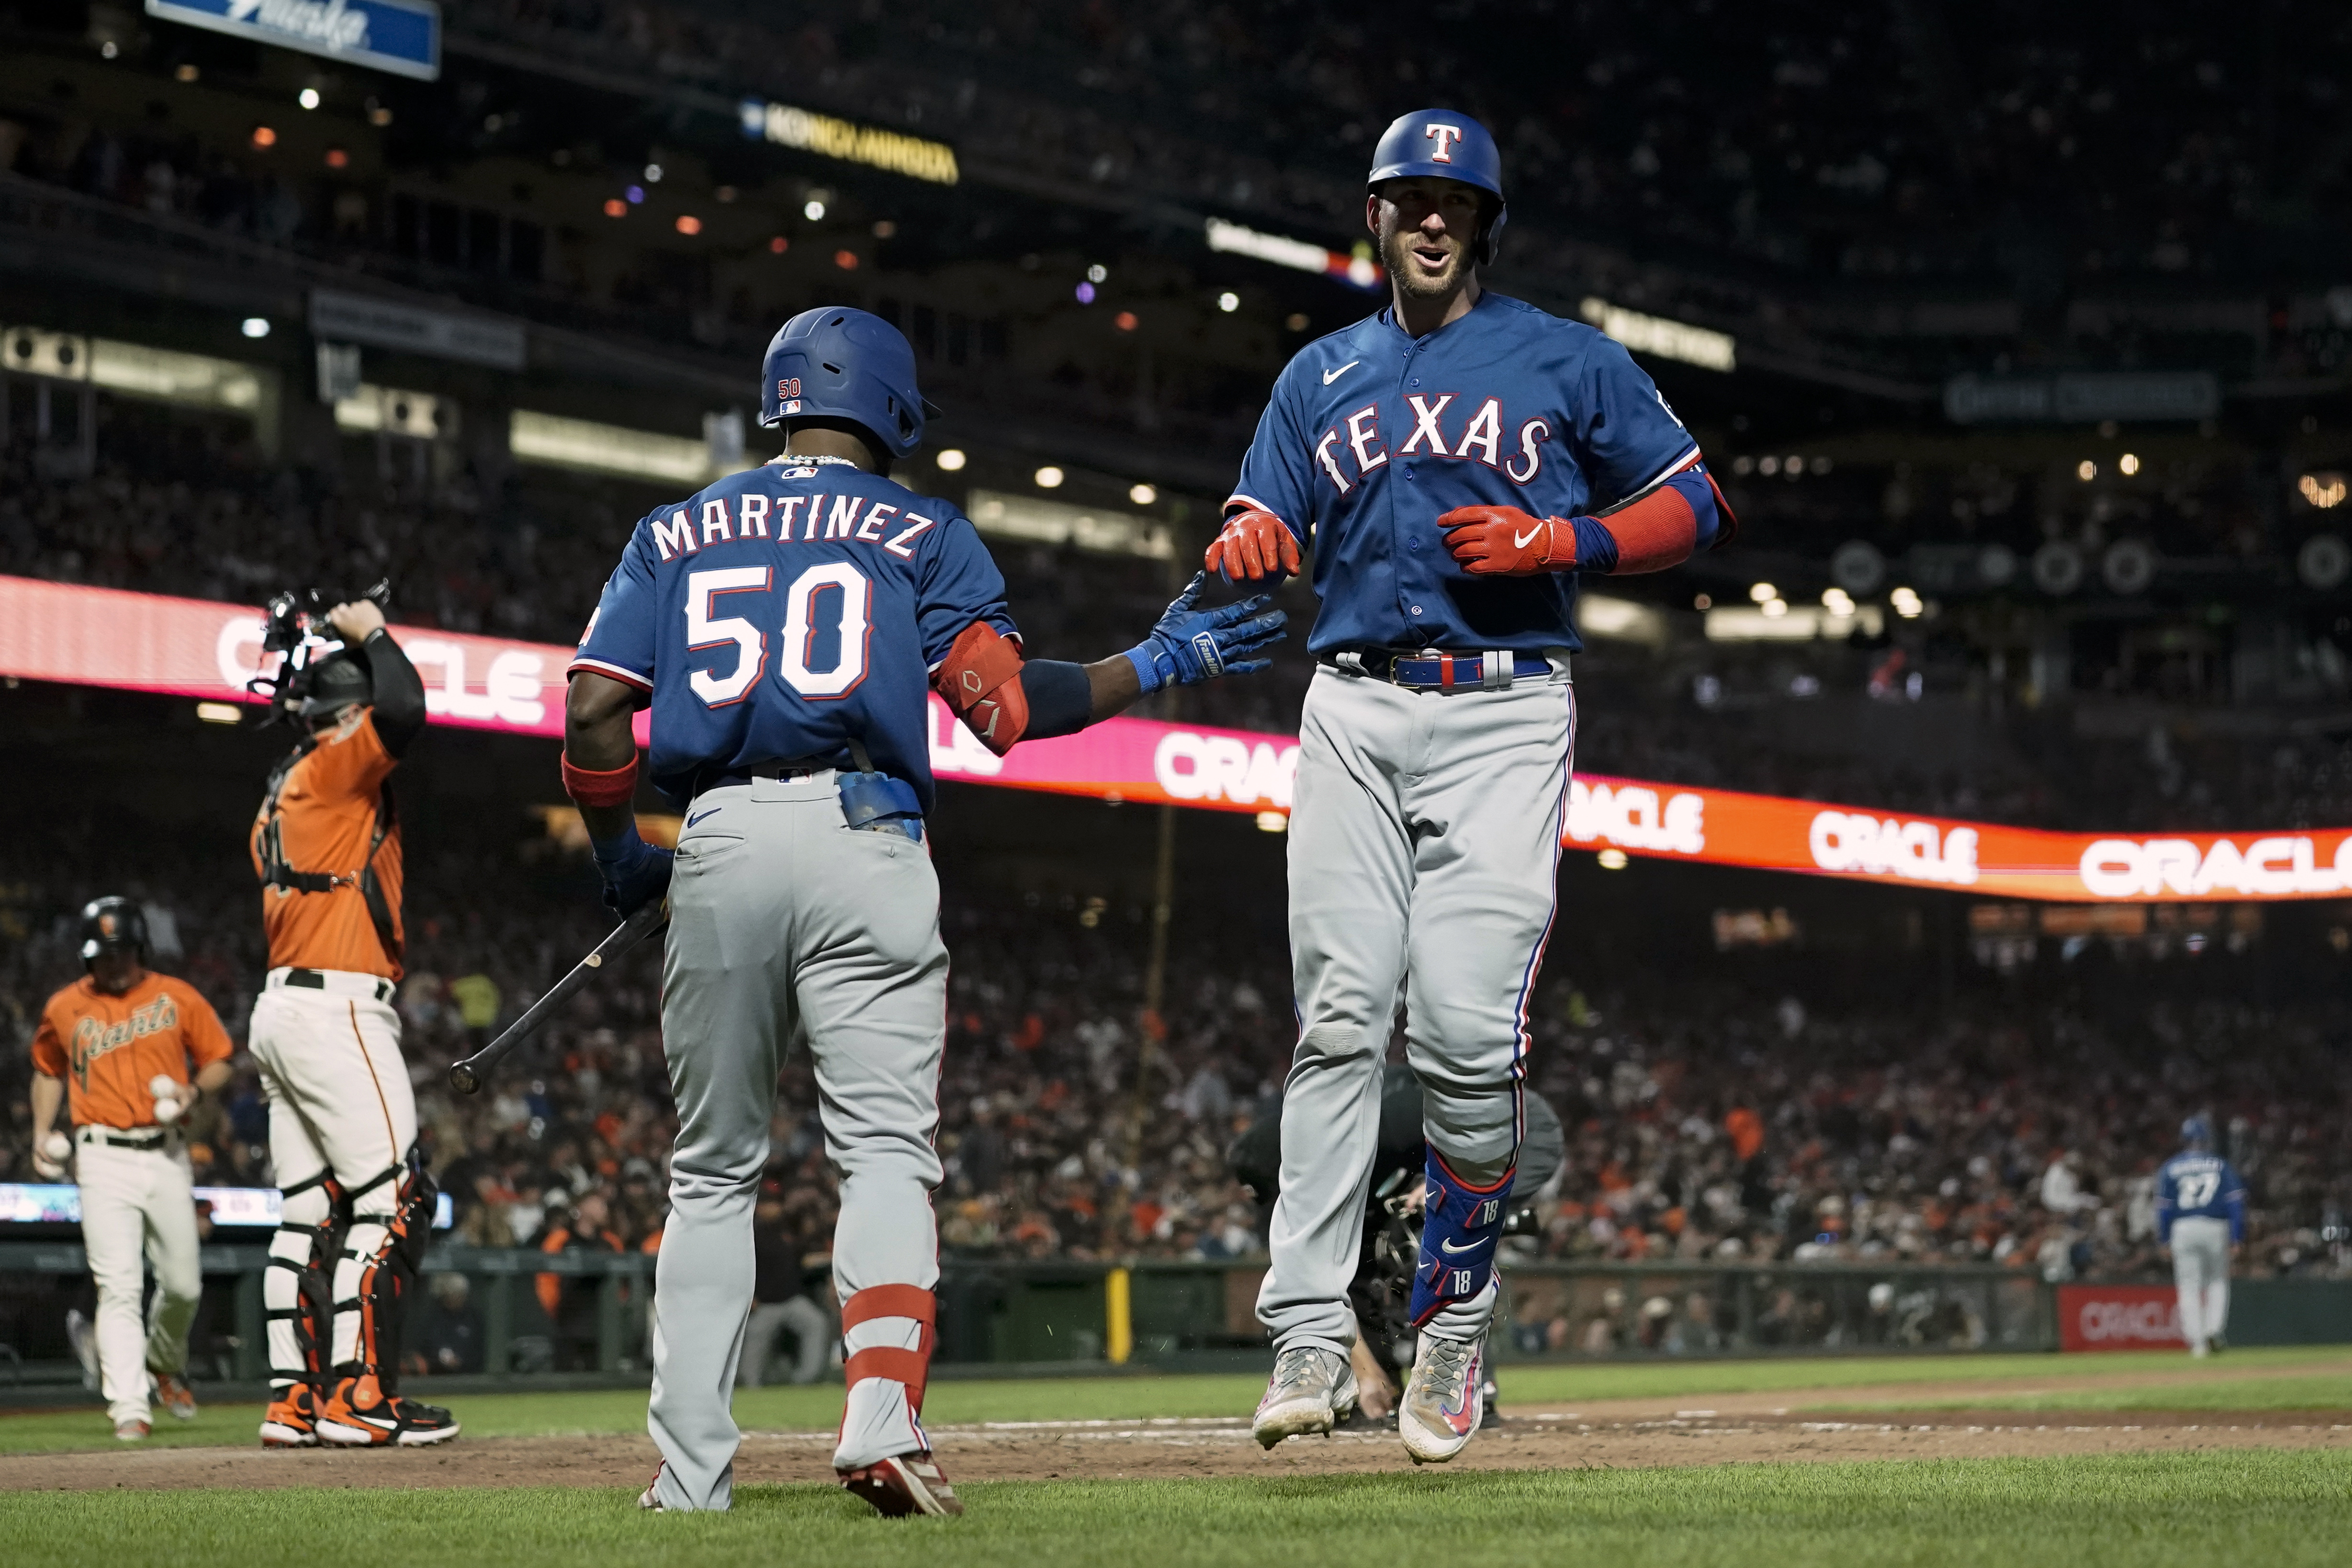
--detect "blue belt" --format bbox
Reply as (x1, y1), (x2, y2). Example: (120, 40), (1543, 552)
(1324, 648), (1564, 692)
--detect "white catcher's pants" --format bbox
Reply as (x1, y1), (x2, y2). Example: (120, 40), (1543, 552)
(248, 976), (416, 1381)
(75, 1132), (203, 1426)
(2170, 1216), (2232, 1351)
(1259, 664), (1575, 1354)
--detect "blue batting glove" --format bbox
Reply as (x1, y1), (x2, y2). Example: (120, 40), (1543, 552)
(1124, 572), (1288, 693)
(590, 822), (674, 916)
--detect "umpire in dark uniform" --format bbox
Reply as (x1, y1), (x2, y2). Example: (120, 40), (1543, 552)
(1230, 1066), (1564, 1424)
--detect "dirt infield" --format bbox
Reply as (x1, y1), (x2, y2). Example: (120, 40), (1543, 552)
(11, 1356), (2349, 1494)
(10, 1408), (2348, 1494)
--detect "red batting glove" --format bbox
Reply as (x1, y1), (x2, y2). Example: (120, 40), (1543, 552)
(1204, 508), (1302, 581)
(1439, 505), (1578, 576)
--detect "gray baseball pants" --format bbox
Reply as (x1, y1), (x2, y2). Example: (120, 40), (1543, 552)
(647, 772), (947, 1512)
(2169, 1216), (2232, 1351)
(1258, 663), (1576, 1354)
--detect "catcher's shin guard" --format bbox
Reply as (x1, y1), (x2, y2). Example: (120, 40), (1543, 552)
(262, 1170), (344, 1399)
(1407, 1150), (1515, 1328)
(331, 1152), (437, 1390)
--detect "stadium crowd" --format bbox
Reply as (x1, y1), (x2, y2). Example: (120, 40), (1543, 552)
(5, 820), (2348, 1302)
(20, 1), (2342, 293)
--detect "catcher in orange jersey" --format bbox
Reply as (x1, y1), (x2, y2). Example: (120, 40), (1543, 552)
(28, 898), (234, 1442)
(244, 598), (455, 1448)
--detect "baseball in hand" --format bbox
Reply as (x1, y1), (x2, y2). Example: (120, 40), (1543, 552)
(43, 1131), (71, 1163)
(150, 1074), (184, 1124)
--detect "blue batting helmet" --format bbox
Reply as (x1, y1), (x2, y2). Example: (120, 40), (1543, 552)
(757, 306), (940, 460)
(1367, 109), (1508, 264)
(2181, 1116), (2214, 1150)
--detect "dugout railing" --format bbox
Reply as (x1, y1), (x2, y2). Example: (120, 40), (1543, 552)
(13, 1246), (2350, 1386)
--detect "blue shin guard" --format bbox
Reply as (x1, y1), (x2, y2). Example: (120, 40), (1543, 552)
(1407, 1151), (1516, 1328)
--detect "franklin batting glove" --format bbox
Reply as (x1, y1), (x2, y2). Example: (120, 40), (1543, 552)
(1125, 572), (1288, 693)
(1204, 508), (1302, 582)
(1438, 505), (1579, 576)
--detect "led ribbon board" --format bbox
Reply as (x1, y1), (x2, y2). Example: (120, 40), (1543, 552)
(3, 576), (2344, 902)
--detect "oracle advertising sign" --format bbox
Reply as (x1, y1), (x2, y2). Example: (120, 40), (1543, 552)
(2056, 1284), (2186, 1353)
(6, 573), (2350, 896)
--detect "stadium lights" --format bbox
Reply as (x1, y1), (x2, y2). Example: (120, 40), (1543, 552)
(804, 199), (826, 220)
(1087, 264), (1109, 283)
(1760, 598), (1788, 618)
(1597, 849), (1630, 870)
(1822, 587), (1856, 616)
(1075, 282), (1097, 305)
(644, 163), (663, 182)
(1256, 812), (1289, 834)
(2077, 460), (2097, 481)
(675, 215), (701, 235)
(1129, 483), (1158, 505)
(626, 185), (645, 204)
(195, 702), (241, 724)
(1749, 582), (1777, 603)
(1578, 297), (1737, 372)
(1115, 311), (1138, 331)
(604, 199), (627, 218)
(2299, 473), (2346, 509)
(1217, 292), (1240, 313)
(240, 318), (270, 338)
(935, 449), (968, 472)
(1034, 466), (1065, 489)
(2120, 452), (2141, 475)
(251, 126), (277, 149)
(1891, 586), (1924, 618)
(1204, 217), (1383, 291)
(298, 88), (320, 110)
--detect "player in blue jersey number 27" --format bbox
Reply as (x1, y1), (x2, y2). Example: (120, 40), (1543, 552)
(562, 307), (1285, 1518)
(1215, 110), (1736, 1464)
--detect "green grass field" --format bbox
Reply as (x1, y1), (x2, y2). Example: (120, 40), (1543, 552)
(6, 1353), (2348, 1566)
(4, 1346), (2348, 1455)
(5, 1453), (2348, 1568)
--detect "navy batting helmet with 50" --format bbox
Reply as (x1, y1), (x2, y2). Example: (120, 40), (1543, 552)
(79, 895), (150, 969)
(1367, 109), (1508, 265)
(758, 306), (942, 460)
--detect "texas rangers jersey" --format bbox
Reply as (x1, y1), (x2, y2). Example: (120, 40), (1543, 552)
(1229, 291), (1709, 655)
(571, 456), (1015, 808)
(2155, 1151), (2248, 1242)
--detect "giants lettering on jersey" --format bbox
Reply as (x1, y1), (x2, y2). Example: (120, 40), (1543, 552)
(70, 994), (180, 1090)
(1311, 397), (1553, 495)
(650, 496), (940, 564)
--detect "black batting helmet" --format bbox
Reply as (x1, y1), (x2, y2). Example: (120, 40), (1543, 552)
(80, 896), (150, 969)
(298, 647), (373, 724)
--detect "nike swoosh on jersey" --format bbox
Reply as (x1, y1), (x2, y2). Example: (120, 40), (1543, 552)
(1513, 524), (1543, 548)
(1438, 1237), (1491, 1256)
(1321, 360), (1361, 385)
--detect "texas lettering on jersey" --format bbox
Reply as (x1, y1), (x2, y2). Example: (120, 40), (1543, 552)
(572, 457), (1016, 810)
(1230, 291), (1707, 658)
(69, 993), (180, 1091)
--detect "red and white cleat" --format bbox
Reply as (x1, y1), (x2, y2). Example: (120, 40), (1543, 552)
(838, 1451), (963, 1517)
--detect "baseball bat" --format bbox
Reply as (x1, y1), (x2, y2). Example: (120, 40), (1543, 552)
(448, 900), (668, 1095)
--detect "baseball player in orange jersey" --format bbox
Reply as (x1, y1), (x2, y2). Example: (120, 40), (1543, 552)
(243, 598), (454, 1448)
(28, 898), (235, 1441)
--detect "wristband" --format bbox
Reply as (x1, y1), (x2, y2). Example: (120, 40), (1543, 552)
(563, 754), (638, 807)
(1123, 643), (1166, 695)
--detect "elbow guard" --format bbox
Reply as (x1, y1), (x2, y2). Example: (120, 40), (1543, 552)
(1578, 461), (1737, 575)
(931, 621), (1028, 755)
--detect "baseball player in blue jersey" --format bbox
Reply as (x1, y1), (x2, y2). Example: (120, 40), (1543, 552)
(1212, 110), (1734, 1463)
(2156, 1116), (2246, 1357)
(561, 306), (1284, 1516)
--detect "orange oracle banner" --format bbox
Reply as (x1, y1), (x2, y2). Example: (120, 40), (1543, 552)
(5, 575), (2350, 902)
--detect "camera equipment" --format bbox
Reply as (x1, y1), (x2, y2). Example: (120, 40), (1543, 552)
(243, 580), (392, 727)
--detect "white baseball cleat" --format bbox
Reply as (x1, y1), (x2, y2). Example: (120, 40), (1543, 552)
(1252, 1343), (1359, 1448)
(1398, 1332), (1484, 1464)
